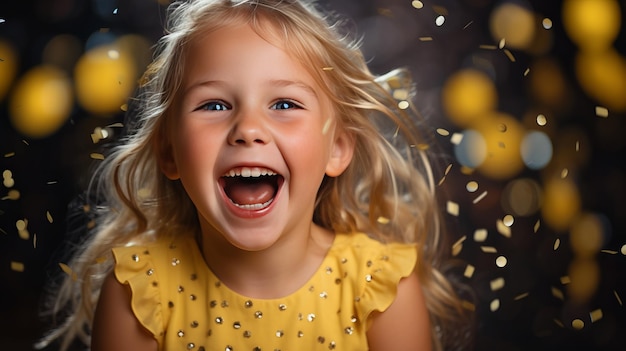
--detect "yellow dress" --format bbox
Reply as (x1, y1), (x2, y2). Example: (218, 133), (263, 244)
(112, 232), (417, 351)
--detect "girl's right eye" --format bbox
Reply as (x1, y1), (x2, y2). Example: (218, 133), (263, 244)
(197, 101), (230, 111)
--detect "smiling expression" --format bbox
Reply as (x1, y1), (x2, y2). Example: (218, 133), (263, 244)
(158, 22), (353, 252)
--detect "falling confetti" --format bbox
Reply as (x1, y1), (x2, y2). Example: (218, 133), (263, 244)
(472, 191), (488, 204)
(595, 106), (609, 118)
(589, 309), (603, 323)
(446, 201), (459, 216)
(10, 261), (25, 272)
(435, 15), (445, 27)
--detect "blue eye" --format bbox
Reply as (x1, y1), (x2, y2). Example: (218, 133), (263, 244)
(271, 100), (300, 110)
(199, 101), (229, 111)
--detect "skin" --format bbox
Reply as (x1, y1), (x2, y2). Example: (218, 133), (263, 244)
(92, 22), (431, 351)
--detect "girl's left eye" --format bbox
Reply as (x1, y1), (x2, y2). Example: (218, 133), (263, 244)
(271, 100), (300, 110)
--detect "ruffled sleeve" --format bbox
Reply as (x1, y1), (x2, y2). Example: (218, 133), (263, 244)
(112, 242), (167, 348)
(351, 236), (418, 329)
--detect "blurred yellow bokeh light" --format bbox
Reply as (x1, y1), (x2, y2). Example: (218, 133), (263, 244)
(9, 65), (73, 138)
(74, 43), (137, 115)
(570, 212), (604, 258)
(490, 2), (536, 50)
(0, 40), (18, 102)
(563, 0), (622, 51)
(575, 49), (626, 111)
(474, 113), (525, 180)
(541, 178), (581, 232)
(442, 69), (497, 128)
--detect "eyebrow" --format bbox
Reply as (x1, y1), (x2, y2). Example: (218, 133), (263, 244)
(268, 79), (319, 98)
(184, 79), (318, 98)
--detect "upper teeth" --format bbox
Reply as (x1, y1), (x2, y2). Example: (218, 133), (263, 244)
(224, 167), (277, 178)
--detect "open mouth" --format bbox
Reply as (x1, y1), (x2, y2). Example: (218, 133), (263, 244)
(220, 167), (283, 210)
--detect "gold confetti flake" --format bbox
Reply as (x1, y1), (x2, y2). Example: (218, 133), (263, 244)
(542, 18), (553, 30)
(106, 122), (124, 128)
(560, 168), (569, 179)
(397, 100), (410, 110)
(553, 238), (561, 250)
(600, 249), (618, 255)
(17, 219), (29, 240)
(450, 133), (463, 145)
(435, 15), (445, 27)
(46, 211), (53, 223)
(322, 118), (332, 135)
(575, 140), (580, 152)
(22, 140), (29, 145)
(551, 286), (564, 300)
(503, 215), (514, 227)
(614, 290), (623, 306)
(392, 89), (409, 100)
(553, 319), (564, 328)
(490, 299), (500, 312)
(452, 235), (466, 257)
(496, 219), (511, 238)
(446, 201), (459, 216)
(376, 216), (389, 224)
(436, 128), (450, 136)
(480, 246), (497, 253)
(411, 0), (424, 9)
(321, 66), (333, 71)
(466, 181), (478, 193)
(47, 180), (58, 185)
(560, 276), (571, 285)
(621, 244), (626, 255)
(120, 103), (128, 111)
(495, 256), (507, 268)
(11, 261), (25, 272)
(33, 234), (37, 249)
(523, 68), (530, 76)
(472, 191), (487, 204)
(503, 49), (516, 62)
(4, 152), (16, 158)
(418, 37), (433, 41)
(463, 21), (473, 30)
(514, 292), (529, 301)
(463, 264), (475, 278)
(536, 114), (547, 126)
(473, 228), (488, 242)
(590, 309), (603, 323)
(490, 277), (505, 291)
(90, 153), (105, 160)
(59, 263), (78, 281)
(595, 106), (609, 118)
(3, 189), (21, 200)
(533, 219), (540, 233)
(479, 44), (497, 50)
(571, 319), (584, 330)
(498, 38), (506, 49)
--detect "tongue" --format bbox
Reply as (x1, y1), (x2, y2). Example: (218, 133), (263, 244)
(225, 178), (275, 205)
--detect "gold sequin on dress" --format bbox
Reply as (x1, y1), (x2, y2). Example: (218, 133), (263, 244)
(112, 232), (417, 350)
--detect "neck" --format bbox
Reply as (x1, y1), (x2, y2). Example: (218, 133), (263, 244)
(199, 222), (334, 299)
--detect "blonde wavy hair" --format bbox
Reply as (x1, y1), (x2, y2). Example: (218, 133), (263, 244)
(40, 0), (471, 350)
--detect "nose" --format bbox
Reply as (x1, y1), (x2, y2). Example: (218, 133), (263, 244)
(227, 108), (271, 146)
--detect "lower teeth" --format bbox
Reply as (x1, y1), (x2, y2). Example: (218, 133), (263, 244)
(232, 198), (274, 210)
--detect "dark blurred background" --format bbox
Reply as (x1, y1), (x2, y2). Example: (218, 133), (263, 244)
(1, 0), (625, 350)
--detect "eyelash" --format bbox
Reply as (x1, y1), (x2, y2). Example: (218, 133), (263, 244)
(195, 99), (302, 112)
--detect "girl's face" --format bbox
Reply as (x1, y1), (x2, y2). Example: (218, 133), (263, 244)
(159, 23), (353, 251)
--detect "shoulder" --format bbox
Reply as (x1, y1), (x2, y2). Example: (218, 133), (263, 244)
(92, 273), (158, 351)
(367, 273), (432, 351)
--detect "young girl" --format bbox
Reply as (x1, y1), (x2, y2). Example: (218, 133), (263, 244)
(41, 0), (470, 350)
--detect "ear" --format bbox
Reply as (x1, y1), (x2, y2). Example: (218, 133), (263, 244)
(154, 128), (180, 180)
(325, 129), (355, 177)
